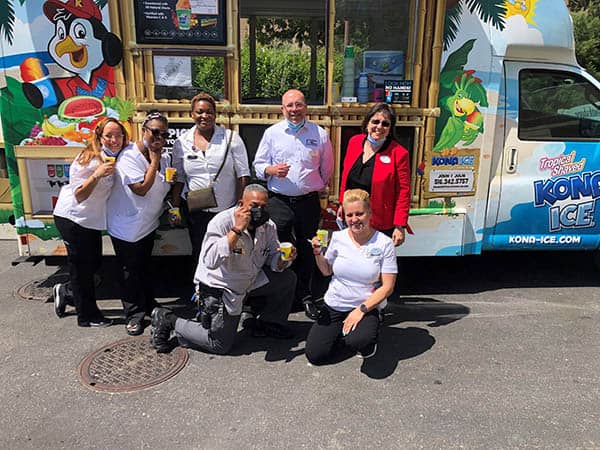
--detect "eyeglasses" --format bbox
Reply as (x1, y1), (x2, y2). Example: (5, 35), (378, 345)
(370, 119), (391, 127)
(144, 127), (169, 139)
(102, 134), (124, 140)
(283, 102), (306, 109)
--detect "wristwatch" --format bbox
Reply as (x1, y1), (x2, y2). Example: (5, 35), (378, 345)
(359, 304), (368, 313)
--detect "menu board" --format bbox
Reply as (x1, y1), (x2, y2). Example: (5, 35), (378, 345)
(134, 0), (227, 46)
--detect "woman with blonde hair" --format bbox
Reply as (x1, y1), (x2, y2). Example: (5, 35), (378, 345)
(306, 189), (397, 364)
(52, 117), (129, 327)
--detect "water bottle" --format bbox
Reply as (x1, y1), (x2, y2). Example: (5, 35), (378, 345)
(341, 46), (355, 98)
(357, 72), (369, 103)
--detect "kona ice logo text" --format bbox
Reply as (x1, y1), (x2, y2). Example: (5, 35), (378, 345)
(539, 151), (585, 177)
(533, 171), (599, 232)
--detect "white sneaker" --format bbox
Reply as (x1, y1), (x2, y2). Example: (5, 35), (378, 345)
(53, 283), (66, 318)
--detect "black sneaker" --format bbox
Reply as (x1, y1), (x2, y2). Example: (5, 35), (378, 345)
(53, 283), (66, 318)
(150, 307), (173, 353)
(357, 343), (377, 359)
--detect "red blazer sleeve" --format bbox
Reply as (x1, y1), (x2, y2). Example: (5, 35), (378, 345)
(392, 143), (411, 227)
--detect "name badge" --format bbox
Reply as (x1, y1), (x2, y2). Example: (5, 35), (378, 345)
(187, 154), (198, 160)
(369, 247), (383, 257)
(305, 138), (318, 147)
(379, 155), (391, 164)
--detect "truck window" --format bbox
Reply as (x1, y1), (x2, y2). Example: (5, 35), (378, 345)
(519, 69), (600, 140)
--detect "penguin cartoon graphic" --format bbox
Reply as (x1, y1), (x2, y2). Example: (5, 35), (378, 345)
(21, 0), (123, 109)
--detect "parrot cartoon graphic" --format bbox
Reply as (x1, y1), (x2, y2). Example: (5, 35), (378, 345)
(434, 40), (488, 153)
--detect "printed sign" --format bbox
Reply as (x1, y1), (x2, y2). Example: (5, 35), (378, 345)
(134, 0), (226, 46)
(385, 80), (412, 104)
(429, 170), (474, 192)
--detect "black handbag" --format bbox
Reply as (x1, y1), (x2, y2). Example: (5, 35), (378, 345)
(186, 129), (233, 212)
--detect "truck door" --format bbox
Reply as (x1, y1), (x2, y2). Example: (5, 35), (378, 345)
(488, 62), (600, 250)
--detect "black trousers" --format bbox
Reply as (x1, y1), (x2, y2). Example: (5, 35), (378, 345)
(110, 231), (157, 322)
(182, 203), (216, 273)
(305, 304), (380, 365)
(267, 192), (321, 301)
(54, 216), (103, 324)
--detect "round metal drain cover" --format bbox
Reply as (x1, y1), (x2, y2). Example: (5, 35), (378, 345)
(15, 273), (70, 301)
(78, 336), (188, 393)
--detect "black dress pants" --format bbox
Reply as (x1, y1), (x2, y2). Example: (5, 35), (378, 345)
(305, 304), (380, 365)
(267, 192), (320, 302)
(110, 231), (157, 322)
(182, 202), (216, 273)
(54, 216), (103, 324)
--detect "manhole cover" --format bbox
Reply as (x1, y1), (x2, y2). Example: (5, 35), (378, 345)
(15, 273), (70, 301)
(78, 336), (188, 393)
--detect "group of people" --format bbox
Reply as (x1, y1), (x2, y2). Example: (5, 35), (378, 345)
(52, 88), (411, 364)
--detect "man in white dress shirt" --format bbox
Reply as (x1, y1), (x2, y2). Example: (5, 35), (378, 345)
(253, 89), (334, 311)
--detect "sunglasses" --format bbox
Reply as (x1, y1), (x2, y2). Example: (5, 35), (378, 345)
(370, 119), (391, 127)
(145, 127), (169, 139)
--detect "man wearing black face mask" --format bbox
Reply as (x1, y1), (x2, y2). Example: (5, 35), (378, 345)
(150, 184), (297, 354)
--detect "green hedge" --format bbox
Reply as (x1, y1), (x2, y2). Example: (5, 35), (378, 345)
(192, 42), (343, 101)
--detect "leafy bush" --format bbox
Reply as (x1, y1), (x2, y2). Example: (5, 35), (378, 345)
(192, 41), (335, 102)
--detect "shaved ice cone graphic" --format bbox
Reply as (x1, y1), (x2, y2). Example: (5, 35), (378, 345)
(176, 0), (192, 30)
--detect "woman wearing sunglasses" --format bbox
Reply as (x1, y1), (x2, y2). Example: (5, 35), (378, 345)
(107, 111), (174, 336)
(52, 117), (129, 327)
(337, 103), (411, 246)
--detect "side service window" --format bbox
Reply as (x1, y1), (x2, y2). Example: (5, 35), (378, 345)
(519, 69), (600, 140)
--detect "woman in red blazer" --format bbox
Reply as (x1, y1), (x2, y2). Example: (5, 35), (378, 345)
(338, 103), (411, 246)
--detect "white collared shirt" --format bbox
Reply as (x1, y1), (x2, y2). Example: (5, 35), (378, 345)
(253, 120), (334, 196)
(53, 153), (114, 230)
(106, 143), (172, 242)
(172, 125), (250, 212)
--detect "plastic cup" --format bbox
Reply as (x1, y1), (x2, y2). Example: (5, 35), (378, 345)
(316, 229), (329, 247)
(165, 167), (177, 182)
(104, 156), (116, 164)
(280, 242), (293, 260)
(168, 207), (181, 223)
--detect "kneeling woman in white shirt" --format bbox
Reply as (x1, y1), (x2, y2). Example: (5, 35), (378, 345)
(107, 111), (173, 336)
(53, 118), (129, 327)
(305, 189), (397, 364)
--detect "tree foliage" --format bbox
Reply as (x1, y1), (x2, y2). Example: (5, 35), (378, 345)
(570, 1), (600, 79)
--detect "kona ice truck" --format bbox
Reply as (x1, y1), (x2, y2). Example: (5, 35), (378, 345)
(0, 0), (599, 261)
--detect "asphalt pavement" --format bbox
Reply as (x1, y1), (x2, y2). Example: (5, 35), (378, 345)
(1, 240), (599, 449)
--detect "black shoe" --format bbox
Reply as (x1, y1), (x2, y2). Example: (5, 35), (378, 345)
(357, 343), (377, 359)
(240, 311), (257, 330)
(150, 307), (173, 353)
(302, 295), (321, 320)
(78, 316), (112, 328)
(53, 283), (67, 318)
(254, 319), (293, 339)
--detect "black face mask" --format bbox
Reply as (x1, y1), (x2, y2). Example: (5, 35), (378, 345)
(250, 206), (270, 228)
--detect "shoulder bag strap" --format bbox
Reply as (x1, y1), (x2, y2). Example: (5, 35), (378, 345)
(212, 128), (234, 183)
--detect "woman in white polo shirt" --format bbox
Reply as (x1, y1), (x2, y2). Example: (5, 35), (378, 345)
(107, 111), (173, 336)
(305, 189), (398, 364)
(53, 117), (129, 327)
(171, 92), (250, 269)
